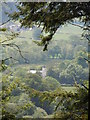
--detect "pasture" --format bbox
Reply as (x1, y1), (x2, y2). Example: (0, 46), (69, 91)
(61, 86), (77, 93)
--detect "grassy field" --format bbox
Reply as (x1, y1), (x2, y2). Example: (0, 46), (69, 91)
(61, 86), (77, 93)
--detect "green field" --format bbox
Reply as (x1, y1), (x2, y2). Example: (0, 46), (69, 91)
(61, 86), (77, 93)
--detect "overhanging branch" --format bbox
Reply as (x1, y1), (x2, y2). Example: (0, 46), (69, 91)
(68, 21), (90, 31)
(81, 83), (89, 91)
(0, 19), (11, 26)
(2, 43), (29, 62)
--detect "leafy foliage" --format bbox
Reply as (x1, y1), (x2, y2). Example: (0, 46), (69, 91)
(9, 2), (90, 50)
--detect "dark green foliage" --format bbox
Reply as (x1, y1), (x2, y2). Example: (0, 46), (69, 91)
(15, 70), (61, 92)
(41, 76), (61, 91)
(0, 28), (7, 32)
(9, 2), (90, 50)
(76, 56), (88, 68)
(59, 62), (87, 84)
(59, 62), (67, 71)
(47, 67), (60, 80)
(48, 46), (62, 59)
(2, 112), (15, 120)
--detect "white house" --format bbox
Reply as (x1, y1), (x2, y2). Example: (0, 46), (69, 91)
(27, 66), (47, 78)
(27, 69), (37, 74)
(40, 66), (47, 78)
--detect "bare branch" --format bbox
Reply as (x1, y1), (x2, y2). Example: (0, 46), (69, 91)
(68, 21), (84, 29)
(84, 58), (90, 63)
(86, 35), (90, 42)
(1, 33), (19, 43)
(68, 22), (90, 31)
(0, 19), (11, 26)
(81, 83), (89, 91)
(2, 43), (29, 62)
(1, 57), (19, 63)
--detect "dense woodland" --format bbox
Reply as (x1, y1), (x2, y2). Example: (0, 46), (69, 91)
(0, 2), (89, 120)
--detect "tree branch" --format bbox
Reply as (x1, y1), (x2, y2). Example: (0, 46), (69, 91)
(2, 43), (29, 62)
(68, 21), (90, 31)
(0, 19), (11, 26)
(81, 83), (89, 91)
(1, 57), (19, 63)
(84, 58), (90, 63)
